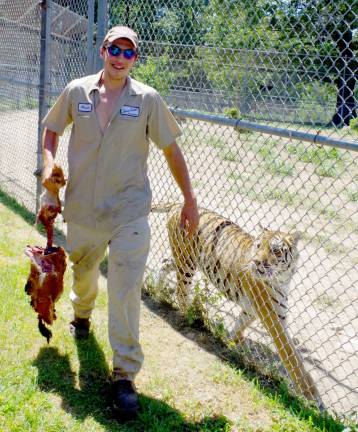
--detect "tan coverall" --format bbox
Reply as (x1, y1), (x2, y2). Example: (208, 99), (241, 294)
(42, 72), (181, 380)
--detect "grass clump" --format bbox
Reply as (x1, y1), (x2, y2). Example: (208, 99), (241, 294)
(263, 155), (295, 176)
(206, 136), (226, 150)
(220, 149), (240, 162)
(224, 107), (252, 134)
(252, 140), (295, 177)
(287, 143), (346, 178)
(347, 187), (358, 202)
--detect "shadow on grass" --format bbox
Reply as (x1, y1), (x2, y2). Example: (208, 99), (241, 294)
(0, 187), (37, 225)
(141, 293), (349, 432)
(33, 333), (231, 432)
(0, 187), (66, 246)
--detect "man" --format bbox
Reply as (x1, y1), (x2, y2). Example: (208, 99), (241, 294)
(41, 25), (199, 418)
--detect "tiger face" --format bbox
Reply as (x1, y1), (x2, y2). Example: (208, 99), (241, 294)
(250, 229), (300, 283)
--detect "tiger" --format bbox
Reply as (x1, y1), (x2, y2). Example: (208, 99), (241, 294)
(152, 203), (319, 402)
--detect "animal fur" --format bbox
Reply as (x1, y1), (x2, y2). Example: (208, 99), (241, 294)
(152, 203), (320, 402)
(24, 164), (67, 342)
(25, 245), (67, 342)
(37, 164), (66, 248)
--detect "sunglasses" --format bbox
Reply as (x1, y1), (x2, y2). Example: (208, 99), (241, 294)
(106, 44), (137, 60)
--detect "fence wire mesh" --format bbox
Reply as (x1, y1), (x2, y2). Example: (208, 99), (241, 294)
(0, 0), (357, 422)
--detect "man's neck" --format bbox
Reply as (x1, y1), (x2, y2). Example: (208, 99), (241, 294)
(100, 71), (128, 93)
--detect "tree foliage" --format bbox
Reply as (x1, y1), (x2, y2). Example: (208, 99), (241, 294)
(108, 0), (357, 125)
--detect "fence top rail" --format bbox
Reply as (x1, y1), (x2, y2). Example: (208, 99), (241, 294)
(171, 108), (358, 153)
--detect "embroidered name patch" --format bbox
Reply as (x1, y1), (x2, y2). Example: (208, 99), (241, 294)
(120, 105), (140, 117)
(78, 103), (92, 112)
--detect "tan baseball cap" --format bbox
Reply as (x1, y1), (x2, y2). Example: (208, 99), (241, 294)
(103, 26), (139, 49)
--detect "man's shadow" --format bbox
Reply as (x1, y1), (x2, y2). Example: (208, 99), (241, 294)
(33, 333), (230, 431)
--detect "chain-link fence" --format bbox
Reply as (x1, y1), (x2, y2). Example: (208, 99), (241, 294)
(0, 0), (93, 212)
(0, 0), (357, 422)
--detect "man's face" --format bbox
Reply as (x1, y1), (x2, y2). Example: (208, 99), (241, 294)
(101, 38), (137, 81)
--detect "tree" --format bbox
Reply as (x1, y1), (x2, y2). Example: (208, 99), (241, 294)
(109, 0), (208, 46)
(107, 0), (357, 126)
(200, 0), (357, 125)
(267, 0), (358, 127)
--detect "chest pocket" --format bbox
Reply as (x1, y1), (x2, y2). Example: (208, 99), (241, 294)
(74, 111), (99, 143)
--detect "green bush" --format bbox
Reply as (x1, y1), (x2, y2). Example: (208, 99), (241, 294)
(132, 54), (180, 96)
(223, 106), (252, 134)
(224, 107), (240, 119)
(349, 117), (358, 132)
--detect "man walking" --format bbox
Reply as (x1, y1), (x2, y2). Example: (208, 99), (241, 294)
(41, 25), (199, 418)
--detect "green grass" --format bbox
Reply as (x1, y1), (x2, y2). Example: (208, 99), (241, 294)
(220, 149), (240, 162)
(0, 190), (355, 432)
(144, 278), (356, 432)
(287, 144), (346, 178)
(251, 139), (295, 177)
(347, 188), (358, 202)
(0, 194), (232, 431)
(0, 97), (38, 113)
(206, 136), (226, 150)
(299, 232), (352, 257)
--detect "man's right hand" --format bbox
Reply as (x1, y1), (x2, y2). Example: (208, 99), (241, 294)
(37, 164), (66, 220)
(42, 163), (55, 188)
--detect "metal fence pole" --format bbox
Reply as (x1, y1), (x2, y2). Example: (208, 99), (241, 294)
(36, 0), (51, 214)
(86, 0), (95, 74)
(94, 0), (108, 72)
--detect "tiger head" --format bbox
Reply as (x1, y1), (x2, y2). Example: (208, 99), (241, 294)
(250, 229), (300, 283)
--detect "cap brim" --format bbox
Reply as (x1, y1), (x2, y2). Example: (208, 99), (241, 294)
(106, 35), (138, 48)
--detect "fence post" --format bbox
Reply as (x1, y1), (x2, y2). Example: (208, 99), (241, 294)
(94, 0), (108, 72)
(86, 0), (95, 74)
(36, 0), (51, 214)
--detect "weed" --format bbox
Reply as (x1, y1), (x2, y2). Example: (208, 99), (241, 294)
(221, 149), (239, 162)
(254, 141), (295, 176)
(314, 159), (342, 178)
(0, 97), (38, 112)
(206, 136), (226, 149)
(265, 189), (296, 205)
(223, 106), (252, 134)
(347, 188), (358, 202)
(264, 157), (295, 176)
(144, 271), (175, 307)
(210, 319), (227, 342)
(287, 143), (346, 178)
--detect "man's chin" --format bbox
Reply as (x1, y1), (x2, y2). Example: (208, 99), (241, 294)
(109, 67), (128, 76)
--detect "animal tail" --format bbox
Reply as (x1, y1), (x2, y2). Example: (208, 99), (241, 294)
(151, 202), (180, 213)
(38, 317), (52, 343)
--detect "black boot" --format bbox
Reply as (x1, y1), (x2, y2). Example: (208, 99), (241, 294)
(112, 379), (139, 420)
(69, 316), (90, 339)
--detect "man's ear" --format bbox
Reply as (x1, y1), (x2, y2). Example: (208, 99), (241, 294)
(99, 46), (105, 59)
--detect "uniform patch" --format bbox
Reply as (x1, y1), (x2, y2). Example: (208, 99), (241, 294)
(78, 103), (92, 112)
(120, 105), (140, 117)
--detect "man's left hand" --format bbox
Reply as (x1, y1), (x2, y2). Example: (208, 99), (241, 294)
(180, 199), (199, 237)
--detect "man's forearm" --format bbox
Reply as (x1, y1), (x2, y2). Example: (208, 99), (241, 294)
(163, 142), (196, 204)
(42, 128), (59, 180)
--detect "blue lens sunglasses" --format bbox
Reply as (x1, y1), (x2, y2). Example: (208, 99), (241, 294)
(106, 44), (137, 60)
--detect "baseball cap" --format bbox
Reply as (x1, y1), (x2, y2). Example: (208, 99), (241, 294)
(103, 26), (139, 49)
